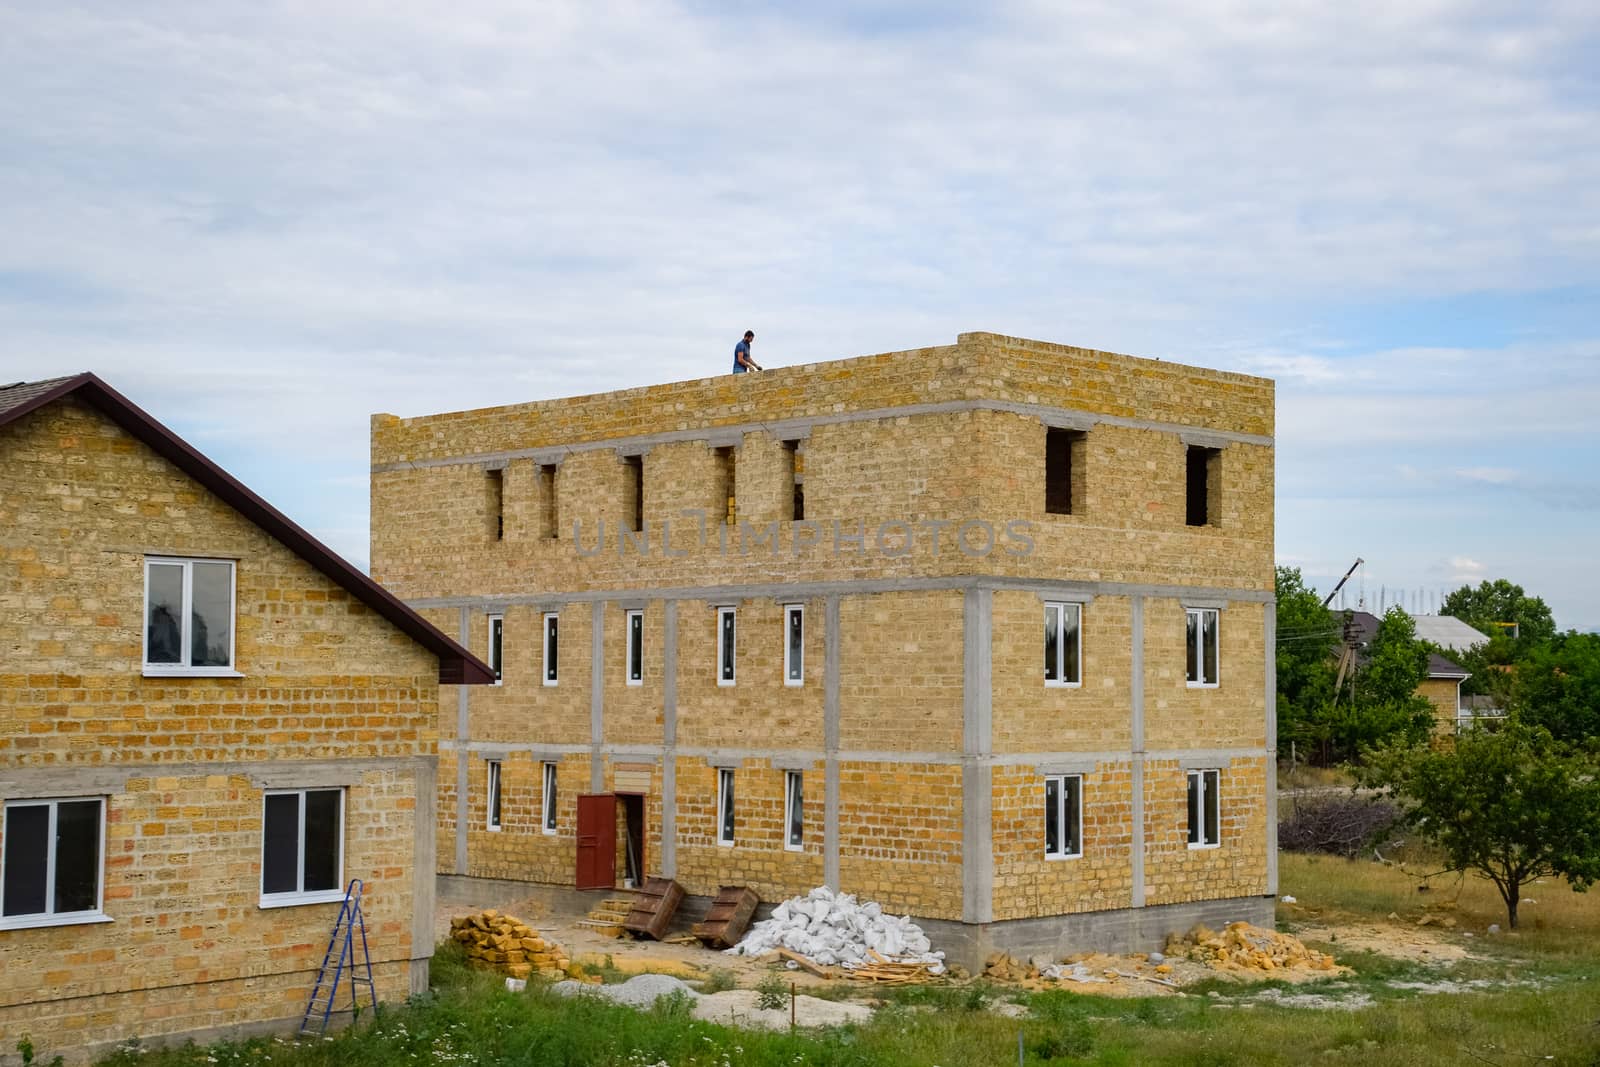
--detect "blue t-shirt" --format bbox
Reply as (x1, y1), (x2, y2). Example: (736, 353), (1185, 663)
(733, 339), (751, 373)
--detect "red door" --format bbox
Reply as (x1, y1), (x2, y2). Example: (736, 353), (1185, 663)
(575, 793), (617, 890)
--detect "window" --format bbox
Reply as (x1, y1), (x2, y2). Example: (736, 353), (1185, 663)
(537, 464), (558, 539)
(784, 771), (804, 851)
(713, 446), (736, 525)
(1186, 446), (1221, 527)
(716, 606), (736, 686)
(486, 468), (504, 541)
(717, 768), (736, 846)
(623, 454), (644, 533)
(541, 762), (558, 834)
(488, 614), (503, 684)
(1044, 602), (1082, 686)
(1185, 608), (1219, 687)
(143, 557), (236, 675)
(626, 609), (644, 685)
(1045, 428), (1085, 515)
(543, 613), (560, 686)
(784, 604), (804, 686)
(1187, 769), (1221, 848)
(783, 439), (804, 521)
(1, 798), (106, 929)
(261, 788), (344, 906)
(486, 761), (503, 831)
(1043, 775), (1082, 859)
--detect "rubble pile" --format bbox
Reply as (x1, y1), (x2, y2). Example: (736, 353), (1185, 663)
(726, 886), (946, 973)
(1167, 921), (1339, 974)
(451, 909), (570, 980)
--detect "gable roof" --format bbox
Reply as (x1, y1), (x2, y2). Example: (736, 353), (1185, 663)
(1344, 611), (1469, 680)
(1408, 613), (1489, 652)
(0, 373), (493, 686)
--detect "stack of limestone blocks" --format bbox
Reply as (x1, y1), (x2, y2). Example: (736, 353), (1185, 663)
(451, 909), (570, 980)
(1168, 921), (1339, 974)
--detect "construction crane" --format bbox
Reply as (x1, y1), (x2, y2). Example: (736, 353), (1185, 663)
(1321, 557), (1364, 609)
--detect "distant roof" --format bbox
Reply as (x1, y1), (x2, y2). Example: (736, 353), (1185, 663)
(1408, 614), (1489, 652)
(0, 373), (494, 686)
(1344, 611), (1468, 679)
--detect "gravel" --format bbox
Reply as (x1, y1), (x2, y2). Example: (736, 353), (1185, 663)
(549, 973), (698, 1007)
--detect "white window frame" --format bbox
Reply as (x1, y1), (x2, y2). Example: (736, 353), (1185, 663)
(1044, 601), (1083, 688)
(1043, 775), (1083, 860)
(487, 613), (504, 685)
(783, 770), (804, 851)
(0, 797), (111, 931)
(259, 788), (346, 908)
(1187, 769), (1221, 849)
(716, 768), (736, 846)
(625, 609), (644, 686)
(541, 762), (558, 834)
(543, 612), (560, 687)
(486, 760), (503, 831)
(1186, 608), (1220, 688)
(716, 606), (737, 687)
(783, 604), (805, 687)
(142, 556), (239, 677)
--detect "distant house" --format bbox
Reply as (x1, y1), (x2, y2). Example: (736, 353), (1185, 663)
(0, 374), (493, 1060)
(1345, 611), (1487, 735)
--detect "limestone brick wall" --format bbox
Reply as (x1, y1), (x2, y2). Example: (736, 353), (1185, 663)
(1141, 756), (1269, 905)
(0, 397), (441, 1054)
(836, 592), (964, 753)
(459, 754), (584, 885)
(603, 601), (667, 746)
(675, 599), (824, 751)
(1142, 599), (1268, 751)
(1417, 678), (1461, 735)
(837, 761), (964, 920)
(465, 604), (592, 749)
(990, 590), (1134, 753)
(673, 757), (824, 902)
(990, 761), (1135, 921)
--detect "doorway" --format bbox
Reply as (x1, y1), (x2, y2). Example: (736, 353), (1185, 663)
(619, 793), (646, 888)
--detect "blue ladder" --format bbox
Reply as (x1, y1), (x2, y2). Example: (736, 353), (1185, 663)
(299, 878), (378, 1036)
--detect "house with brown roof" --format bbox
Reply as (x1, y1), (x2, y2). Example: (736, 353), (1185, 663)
(1345, 611), (1478, 735)
(0, 374), (492, 1060)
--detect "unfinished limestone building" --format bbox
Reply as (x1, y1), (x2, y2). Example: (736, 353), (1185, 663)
(370, 332), (1277, 963)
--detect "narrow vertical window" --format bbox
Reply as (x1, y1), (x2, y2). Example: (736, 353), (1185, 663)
(1186, 446), (1221, 527)
(543, 613), (560, 686)
(713, 446), (736, 525)
(1044, 775), (1082, 859)
(1185, 608), (1219, 686)
(784, 604), (804, 686)
(784, 771), (804, 851)
(717, 768), (736, 846)
(541, 762), (558, 834)
(486, 468), (504, 541)
(783, 439), (804, 521)
(486, 761), (503, 831)
(1187, 769), (1221, 848)
(1045, 428), (1085, 515)
(1, 798), (105, 926)
(488, 614), (503, 684)
(716, 606), (736, 686)
(626, 609), (644, 685)
(537, 464), (558, 540)
(622, 454), (644, 533)
(1044, 602), (1082, 686)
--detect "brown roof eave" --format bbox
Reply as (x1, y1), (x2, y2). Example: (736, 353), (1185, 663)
(1, 373), (493, 686)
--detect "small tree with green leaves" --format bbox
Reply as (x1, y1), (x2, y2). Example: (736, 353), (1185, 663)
(1358, 720), (1600, 928)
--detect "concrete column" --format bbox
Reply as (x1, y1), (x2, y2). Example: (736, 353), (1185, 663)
(1265, 601), (1279, 896)
(1129, 595), (1146, 908)
(411, 756), (438, 994)
(590, 601), (605, 792)
(455, 606), (470, 876)
(961, 587), (994, 924)
(661, 600), (678, 879)
(823, 595), (841, 891)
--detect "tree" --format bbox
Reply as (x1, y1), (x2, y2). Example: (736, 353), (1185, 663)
(1274, 567), (1339, 757)
(1441, 579), (1556, 648)
(1358, 720), (1600, 928)
(1511, 631), (1600, 742)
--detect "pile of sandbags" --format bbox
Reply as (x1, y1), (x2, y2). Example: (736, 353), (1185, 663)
(450, 909), (570, 980)
(725, 886), (945, 973)
(1166, 921), (1338, 974)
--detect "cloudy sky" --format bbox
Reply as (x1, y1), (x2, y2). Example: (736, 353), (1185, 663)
(4, 1), (1597, 630)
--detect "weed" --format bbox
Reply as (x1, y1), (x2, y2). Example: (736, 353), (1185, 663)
(1030, 1019), (1094, 1060)
(754, 972), (789, 1012)
(698, 968), (737, 994)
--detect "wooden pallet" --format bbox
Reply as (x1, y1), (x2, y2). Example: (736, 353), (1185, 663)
(691, 886), (760, 949)
(622, 877), (683, 941)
